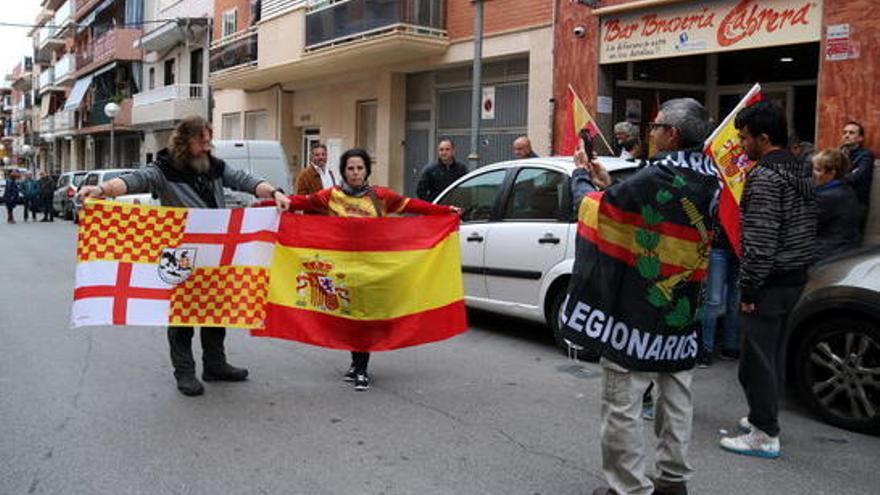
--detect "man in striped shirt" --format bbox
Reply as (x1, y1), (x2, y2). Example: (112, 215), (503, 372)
(720, 101), (817, 459)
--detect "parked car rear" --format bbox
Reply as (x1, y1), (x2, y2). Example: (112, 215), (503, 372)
(53, 171), (88, 219)
(72, 169), (141, 222)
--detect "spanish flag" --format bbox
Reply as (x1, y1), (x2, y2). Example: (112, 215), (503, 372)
(704, 83), (763, 257)
(560, 85), (613, 155)
(253, 214), (468, 351)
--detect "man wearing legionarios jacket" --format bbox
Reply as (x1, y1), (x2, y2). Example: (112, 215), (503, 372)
(562, 99), (720, 495)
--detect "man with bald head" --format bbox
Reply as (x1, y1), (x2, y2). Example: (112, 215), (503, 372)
(513, 136), (539, 159)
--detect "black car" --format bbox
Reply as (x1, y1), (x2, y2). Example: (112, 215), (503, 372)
(786, 245), (880, 435)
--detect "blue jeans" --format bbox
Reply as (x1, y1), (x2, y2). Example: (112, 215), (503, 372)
(700, 248), (740, 353)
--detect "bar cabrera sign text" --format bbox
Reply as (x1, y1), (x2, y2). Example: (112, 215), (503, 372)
(600, 0), (822, 63)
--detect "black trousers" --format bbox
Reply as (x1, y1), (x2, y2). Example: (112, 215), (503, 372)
(167, 326), (228, 377)
(41, 196), (54, 220)
(737, 285), (803, 437)
(351, 352), (370, 374)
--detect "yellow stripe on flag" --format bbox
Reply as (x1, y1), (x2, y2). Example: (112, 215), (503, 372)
(579, 195), (706, 272)
(269, 233), (463, 321)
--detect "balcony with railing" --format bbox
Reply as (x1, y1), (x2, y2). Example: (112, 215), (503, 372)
(305, 0), (445, 50)
(12, 58), (34, 91)
(132, 84), (208, 126)
(83, 97), (132, 128)
(212, 0), (447, 90)
(75, 28), (142, 77)
(37, 24), (64, 58)
(54, 53), (76, 83)
(39, 67), (55, 91)
(53, 108), (77, 134)
(53, 1), (74, 37)
(209, 27), (259, 74)
(40, 115), (55, 135)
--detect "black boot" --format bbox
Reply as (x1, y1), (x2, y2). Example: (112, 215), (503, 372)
(175, 373), (204, 396)
(201, 327), (248, 382)
(168, 326), (204, 396)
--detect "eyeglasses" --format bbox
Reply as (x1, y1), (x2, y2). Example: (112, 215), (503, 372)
(648, 122), (673, 130)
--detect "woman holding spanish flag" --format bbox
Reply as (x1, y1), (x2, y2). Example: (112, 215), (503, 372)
(286, 148), (459, 391)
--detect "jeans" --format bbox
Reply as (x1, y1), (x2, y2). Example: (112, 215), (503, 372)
(700, 248), (740, 354)
(600, 359), (694, 495)
(738, 285), (803, 437)
(24, 197), (40, 221)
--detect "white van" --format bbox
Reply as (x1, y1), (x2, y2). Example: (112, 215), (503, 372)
(212, 140), (293, 208)
(110, 140), (292, 209)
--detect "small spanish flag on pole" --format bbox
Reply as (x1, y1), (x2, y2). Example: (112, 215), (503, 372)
(561, 85), (614, 155)
(254, 214), (468, 351)
(703, 83), (763, 257)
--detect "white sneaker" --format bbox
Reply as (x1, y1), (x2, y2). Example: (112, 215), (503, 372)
(720, 429), (781, 459)
(737, 416), (753, 434)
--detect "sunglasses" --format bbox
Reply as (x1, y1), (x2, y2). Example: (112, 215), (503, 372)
(648, 122), (673, 130)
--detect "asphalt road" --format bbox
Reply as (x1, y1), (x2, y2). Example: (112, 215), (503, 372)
(1, 219), (878, 495)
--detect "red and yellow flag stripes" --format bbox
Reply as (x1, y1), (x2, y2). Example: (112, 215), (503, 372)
(577, 192), (708, 281)
(252, 214), (468, 351)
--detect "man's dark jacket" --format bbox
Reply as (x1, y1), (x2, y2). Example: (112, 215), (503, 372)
(846, 146), (875, 208)
(416, 159), (468, 201)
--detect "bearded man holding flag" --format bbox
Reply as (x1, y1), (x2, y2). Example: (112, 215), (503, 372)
(561, 98), (719, 495)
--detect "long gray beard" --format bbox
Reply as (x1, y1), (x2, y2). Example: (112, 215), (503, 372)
(190, 155), (210, 174)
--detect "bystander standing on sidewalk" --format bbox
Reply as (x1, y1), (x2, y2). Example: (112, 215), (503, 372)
(720, 101), (817, 459)
(20, 171), (40, 222)
(4, 170), (21, 224)
(38, 170), (55, 222)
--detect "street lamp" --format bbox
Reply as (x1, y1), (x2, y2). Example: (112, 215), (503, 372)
(104, 102), (120, 169)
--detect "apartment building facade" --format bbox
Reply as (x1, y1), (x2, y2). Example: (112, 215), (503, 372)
(9, 56), (38, 169)
(134, 0), (212, 164)
(210, 0), (554, 194)
(0, 79), (14, 165)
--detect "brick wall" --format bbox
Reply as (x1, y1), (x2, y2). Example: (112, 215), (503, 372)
(817, 0), (880, 151)
(213, 0), (254, 40)
(446, 0), (553, 41)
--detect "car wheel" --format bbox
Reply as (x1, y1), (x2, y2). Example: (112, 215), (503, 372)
(64, 206), (73, 221)
(795, 317), (880, 435)
(548, 286), (599, 362)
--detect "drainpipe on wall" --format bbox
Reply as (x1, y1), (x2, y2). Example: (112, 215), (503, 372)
(468, 0), (483, 170)
(205, 18), (213, 124)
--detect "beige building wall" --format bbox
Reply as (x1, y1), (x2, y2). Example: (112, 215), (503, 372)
(213, 23), (552, 187)
(418, 26), (555, 156)
(213, 87), (297, 175)
(287, 73), (405, 189)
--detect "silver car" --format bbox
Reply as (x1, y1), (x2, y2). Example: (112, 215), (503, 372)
(53, 171), (88, 220)
(786, 245), (880, 435)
